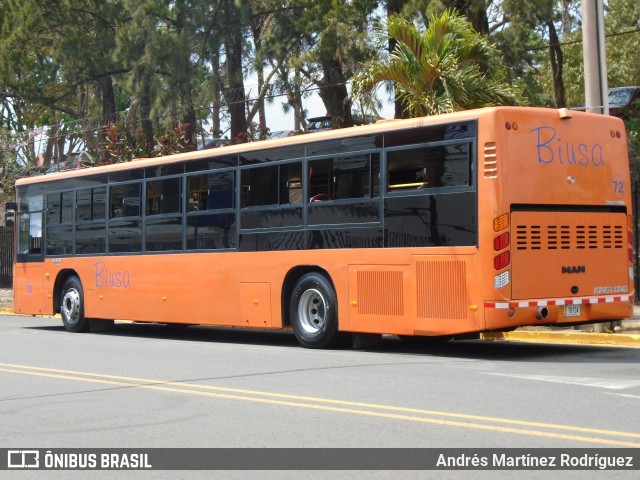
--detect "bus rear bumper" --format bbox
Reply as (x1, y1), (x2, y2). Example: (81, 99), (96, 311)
(483, 294), (634, 330)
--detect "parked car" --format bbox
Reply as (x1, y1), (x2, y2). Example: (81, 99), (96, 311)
(197, 138), (227, 150)
(572, 86), (640, 119)
(305, 116), (333, 133)
(45, 151), (94, 174)
(268, 130), (295, 139)
(608, 86), (640, 118)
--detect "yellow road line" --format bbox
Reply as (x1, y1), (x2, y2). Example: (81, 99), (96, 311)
(1, 363), (639, 447)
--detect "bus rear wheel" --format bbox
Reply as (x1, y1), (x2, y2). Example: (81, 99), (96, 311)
(60, 276), (89, 333)
(290, 273), (340, 349)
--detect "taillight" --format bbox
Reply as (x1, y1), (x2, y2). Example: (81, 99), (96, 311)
(494, 232), (510, 251)
(493, 213), (511, 289)
(494, 251), (510, 270)
(493, 213), (509, 232)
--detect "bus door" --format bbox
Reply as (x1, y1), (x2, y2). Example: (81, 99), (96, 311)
(14, 192), (46, 314)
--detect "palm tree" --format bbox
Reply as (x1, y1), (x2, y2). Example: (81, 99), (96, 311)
(352, 9), (522, 117)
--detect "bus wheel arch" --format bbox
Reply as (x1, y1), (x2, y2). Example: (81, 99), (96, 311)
(285, 268), (341, 348)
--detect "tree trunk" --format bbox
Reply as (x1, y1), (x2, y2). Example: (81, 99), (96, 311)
(139, 73), (154, 151)
(211, 49), (222, 139)
(318, 58), (354, 128)
(445, 0), (490, 35)
(98, 74), (116, 123)
(547, 20), (566, 108)
(223, 0), (247, 141)
(97, 75), (116, 162)
(388, 0), (410, 118)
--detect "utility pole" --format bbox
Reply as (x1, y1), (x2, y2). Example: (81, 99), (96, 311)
(582, 0), (608, 114)
(583, 0), (613, 333)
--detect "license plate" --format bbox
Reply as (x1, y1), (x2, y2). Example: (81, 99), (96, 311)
(564, 304), (581, 317)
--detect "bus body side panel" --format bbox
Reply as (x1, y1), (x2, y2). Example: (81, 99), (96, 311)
(37, 247), (486, 336)
(344, 253), (481, 336)
(13, 264), (45, 315)
(74, 254), (244, 326)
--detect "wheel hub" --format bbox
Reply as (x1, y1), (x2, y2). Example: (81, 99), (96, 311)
(297, 288), (326, 334)
(62, 288), (80, 324)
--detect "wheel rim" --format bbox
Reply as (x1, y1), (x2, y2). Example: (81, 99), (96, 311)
(62, 288), (81, 325)
(297, 288), (326, 335)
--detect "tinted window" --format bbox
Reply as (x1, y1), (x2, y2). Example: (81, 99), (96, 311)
(309, 153), (379, 201)
(187, 214), (236, 250)
(384, 122), (476, 147)
(241, 163), (302, 207)
(109, 220), (142, 253)
(239, 145), (305, 165)
(188, 171), (235, 212)
(110, 182), (142, 218)
(242, 166), (278, 207)
(146, 216), (183, 251)
(76, 187), (106, 222)
(46, 191), (73, 225)
(145, 163), (184, 178)
(186, 155), (238, 172)
(387, 142), (470, 192)
(146, 177), (181, 215)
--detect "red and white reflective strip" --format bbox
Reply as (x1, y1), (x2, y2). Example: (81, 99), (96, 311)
(484, 294), (631, 309)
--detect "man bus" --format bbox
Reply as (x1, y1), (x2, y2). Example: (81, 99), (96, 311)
(13, 107), (634, 348)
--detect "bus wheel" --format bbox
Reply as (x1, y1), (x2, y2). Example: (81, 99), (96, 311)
(290, 273), (339, 349)
(60, 276), (89, 333)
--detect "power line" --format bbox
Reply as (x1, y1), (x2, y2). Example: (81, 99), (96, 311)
(527, 26), (639, 52)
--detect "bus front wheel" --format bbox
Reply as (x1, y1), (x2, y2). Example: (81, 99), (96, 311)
(60, 276), (89, 333)
(290, 273), (339, 349)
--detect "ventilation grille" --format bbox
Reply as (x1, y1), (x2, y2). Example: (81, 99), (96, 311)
(357, 270), (403, 316)
(416, 261), (466, 319)
(515, 224), (624, 250)
(483, 142), (497, 178)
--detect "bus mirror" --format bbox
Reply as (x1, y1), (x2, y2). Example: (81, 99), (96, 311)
(4, 210), (15, 228)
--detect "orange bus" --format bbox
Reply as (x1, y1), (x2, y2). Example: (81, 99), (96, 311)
(13, 107), (634, 348)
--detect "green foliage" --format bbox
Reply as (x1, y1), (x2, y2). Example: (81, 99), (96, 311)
(624, 102), (640, 182)
(352, 9), (522, 117)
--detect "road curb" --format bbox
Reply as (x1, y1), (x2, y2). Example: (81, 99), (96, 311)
(482, 330), (640, 348)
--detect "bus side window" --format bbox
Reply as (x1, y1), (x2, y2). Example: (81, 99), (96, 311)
(333, 154), (372, 200)
(17, 192), (43, 257)
(308, 158), (332, 201)
(387, 143), (470, 191)
(280, 162), (302, 205)
(110, 182), (141, 218)
(188, 171), (235, 212)
(146, 177), (181, 215)
(241, 166), (278, 207)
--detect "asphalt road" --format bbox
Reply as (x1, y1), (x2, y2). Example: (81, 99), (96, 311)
(1, 314), (639, 480)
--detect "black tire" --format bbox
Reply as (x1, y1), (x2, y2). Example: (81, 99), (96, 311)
(60, 276), (89, 333)
(289, 273), (340, 348)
